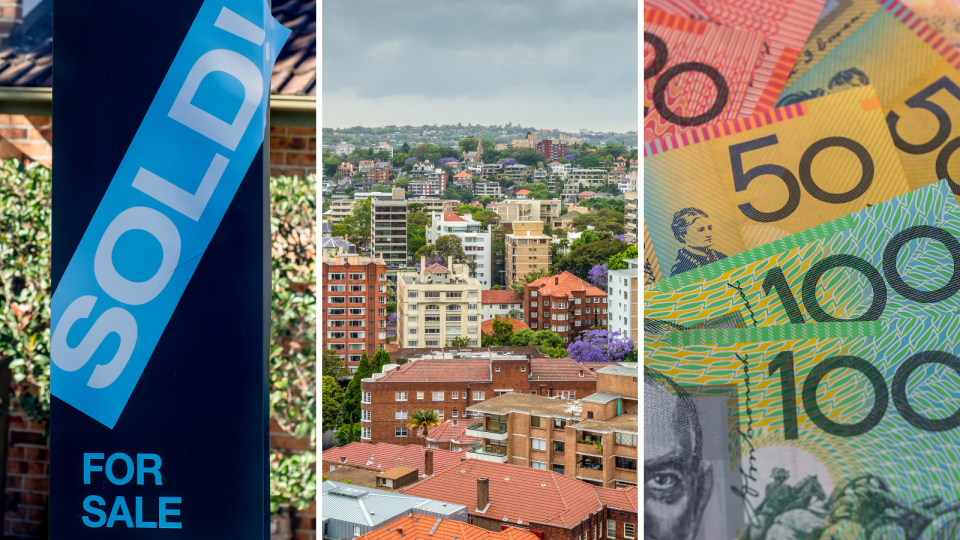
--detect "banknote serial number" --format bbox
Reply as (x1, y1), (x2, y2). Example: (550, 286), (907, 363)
(644, 31), (729, 127)
(769, 349), (960, 438)
(761, 225), (960, 323)
(730, 134), (874, 223)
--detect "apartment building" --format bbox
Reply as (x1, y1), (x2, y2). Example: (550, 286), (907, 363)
(537, 138), (567, 161)
(395, 257), (483, 348)
(524, 272), (608, 341)
(538, 199), (562, 226)
(333, 142), (355, 156)
(496, 200), (538, 223)
(328, 197), (356, 224)
(480, 289), (524, 321)
(426, 213), (493, 286)
(464, 363), (638, 489)
(338, 162), (356, 176)
(408, 168), (449, 197)
(481, 163), (503, 179)
(359, 349), (602, 445)
(511, 132), (538, 148)
(561, 182), (579, 203)
(474, 181), (502, 198)
(366, 168), (390, 183)
(624, 192), (637, 243)
(568, 168), (609, 188)
(400, 460), (638, 540)
(452, 171), (473, 190)
(608, 259), (639, 345)
(502, 164), (532, 182)
(372, 189), (408, 269)
(548, 161), (571, 178)
(322, 253), (389, 369)
(405, 198), (458, 216)
(533, 166), (548, 184)
(504, 222), (551, 286)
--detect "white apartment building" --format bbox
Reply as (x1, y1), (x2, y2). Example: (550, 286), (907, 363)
(549, 162), (571, 177)
(396, 257), (483, 348)
(333, 142), (355, 156)
(608, 258), (639, 345)
(426, 211), (493, 286)
(328, 197), (355, 224)
(480, 290), (524, 321)
(474, 181), (502, 198)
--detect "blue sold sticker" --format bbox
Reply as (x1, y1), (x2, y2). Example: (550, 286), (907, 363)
(50, 0), (291, 428)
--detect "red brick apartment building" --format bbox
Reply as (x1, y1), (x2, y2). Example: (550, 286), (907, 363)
(524, 272), (607, 341)
(322, 254), (389, 370)
(400, 460), (638, 540)
(359, 349), (601, 445)
(537, 139), (567, 161)
(366, 168), (390, 183)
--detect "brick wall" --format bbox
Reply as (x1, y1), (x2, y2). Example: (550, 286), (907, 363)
(0, 115), (52, 168)
(0, 0), (21, 38)
(596, 373), (638, 400)
(270, 126), (316, 180)
(4, 409), (48, 538)
(270, 419), (316, 540)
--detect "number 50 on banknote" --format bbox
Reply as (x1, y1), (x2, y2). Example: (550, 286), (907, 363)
(645, 86), (910, 281)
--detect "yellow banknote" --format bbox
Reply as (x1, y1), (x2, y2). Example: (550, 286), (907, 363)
(645, 86), (909, 281)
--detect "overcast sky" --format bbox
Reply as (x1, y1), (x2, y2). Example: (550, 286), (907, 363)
(322, 0), (638, 133)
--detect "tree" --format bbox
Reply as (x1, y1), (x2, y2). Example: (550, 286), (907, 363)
(507, 308), (522, 320)
(556, 239), (630, 281)
(455, 205), (500, 227)
(401, 142), (411, 153)
(342, 353), (373, 424)
(570, 230), (599, 251)
(543, 221), (554, 237)
(407, 202), (426, 214)
(509, 268), (550, 301)
(588, 263), (609, 291)
(451, 336), (471, 347)
(334, 423), (361, 446)
(491, 284), (500, 290)
(322, 348), (348, 379)
(408, 224), (427, 256)
(609, 245), (639, 270)
(348, 198), (372, 247)
(322, 376), (345, 433)
(481, 317), (517, 346)
(508, 329), (567, 350)
(597, 221), (625, 236)
(408, 210), (431, 229)
(414, 235), (476, 272)
(409, 409), (441, 442)
(372, 350), (392, 372)
(567, 330), (635, 363)
(572, 209), (624, 231)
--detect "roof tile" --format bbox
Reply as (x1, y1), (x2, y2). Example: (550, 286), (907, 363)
(481, 290), (521, 305)
(357, 513), (540, 540)
(480, 317), (529, 336)
(321, 442), (465, 477)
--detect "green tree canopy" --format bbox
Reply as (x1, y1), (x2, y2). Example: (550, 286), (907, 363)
(322, 376), (345, 433)
(508, 268), (550, 301)
(481, 316), (517, 346)
(556, 239), (630, 280)
(609, 245), (639, 270)
(414, 235), (477, 272)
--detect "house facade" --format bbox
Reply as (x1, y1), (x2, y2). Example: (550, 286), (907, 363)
(524, 272), (607, 341)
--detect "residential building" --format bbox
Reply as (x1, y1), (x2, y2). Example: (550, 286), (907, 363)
(629, 158), (637, 169)
(549, 161), (571, 178)
(561, 182), (579, 203)
(495, 143), (509, 151)
(514, 189), (530, 200)
(366, 168), (391, 183)
(359, 160), (376, 172)
(372, 189), (409, 269)
(557, 212), (582, 231)
(338, 162), (356, 176)
(426, 213), (493, 286)
(410, 161), (436, 178)
(502, 164), (532, 182)
(524, 272), (607, 341)
(480, 316), (529, 337)
(408, 198), (460, 216)
(504, 222), (551, 286)
(322, 254), (389, 368)
(395, 257), (483, 348)
(533, 166), (548, 183)
(355, 514), (539, 540)
(359, 349), (603, 445)
(418, 420), (479, 452)
(481, 290), (524, 321)
(537, 138), (567, 161)
(408, 168), (449, 196)
(375, 142), (395, 157)
(465, 387), (637, 488)
(321, 237), (355, 258)
(578, 191), (597, 203)
(481, 163), (503, 179)
(355, 192), (395, 202)
(322, 442), (464, 478)
(333, 142), (355, 156)
(624, 192), (638, 243)
(538, 199), (562, 227)
(608, 259), (639, 345)
(400, 460), (638, 540)
(322, 482), (468, 540)
(568, 168), (608, 188)
(607, 167), (625, 186)
(474, 181), (502, 198)
(329, 197), (356, 224)
(452, 171), (474, 190)
(496, 200), (538, 223)
(511, 132), (538, 148)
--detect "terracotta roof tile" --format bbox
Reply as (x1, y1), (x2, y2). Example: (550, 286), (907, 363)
(480, 317), (529, 336)
(399, 460), (637, 528)
(419, 420), (479, 445)
(528, 357), (600, 382)
(454, 172), (473, 178)
(424, 263), (451, 274)
(377, 358), (492, 383)
(515, 189), (531, 195)
(443, 212), (467, 222)
(526, 272), (606, 298)
(357, 513), (540, 540)
(481, 290), (521, 305)
(321, 442), (465, 477)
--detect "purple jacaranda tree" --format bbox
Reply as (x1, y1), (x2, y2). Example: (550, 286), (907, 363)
(564, 153), (577, 160)
(567, 330), (634, 363)
(438, 157), (458, 164)
(588, 263), (608, 291)
(498, 158), (517, 166)
(613, 234), (627, 242)
(385, 312), (397, 337)
(405, 157), (417, 163)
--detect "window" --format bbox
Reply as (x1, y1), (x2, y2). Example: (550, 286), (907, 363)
(350, 308), (365, 316)
(468, 292), (478, 298)
(396, 427), (408, 437)
(409, 328), (418, 335)
(396, 392), (408, 401)
(361, 428), (371, 441)
(544, 323), (550, 330)
(417, 392), (425, 400)
(349, 320), (364, 327)
(408, 291), (419, 298)
(329, 308), (345, 316)
(361, 409), (371, 421)
(426, 340), (439, 346)
(531, 438), (546, 451)
(349, 273), (365, 280)
(588, 411), (594, 419)
(328, 332), (345, 339)
(348, 331), (365, 339)
(468, 315), (478, 322)
(554, 418), (567, 429)
(410, 304), (418, 311)
(575, 298), (581, 305)
(424, 291), (441, 298)
(438, 410), (444, 419)
(329, 273), (344, 281)
(531, 291), (537, 297)
(378, 309), (386, 317)
(558, 391), (576, 399)
(616, 433), (638, 447)
(446, 327), (461, 334)
(531, 461), (546, 470)
(468, 304), (477, 310)
(447, 305), (461, 311)
(349, 344), (363, 350)
(426, 304), (440, 310)
(362, 392), (371, 403)
(446, 315), (461, 322)
(379, 273), (387, 281)
(349, 284), (365, 292)
(615, 457), (637, 471)
(624, 524), (635, 540)
(446, 292), (462, 298)
(607, 521), (616, 539)
(349, 354), (361, 363)
(452, 392), (459, 400)
(553, 440), (565, 453)
(396, 410), (407, 420)
(532, 323), (538, 329)
(408, 340), (419, 347)
(520, 366), (526, 372)
(452, 409), (459, 417)
(329, 344), (345, 351)
(530, 302), (537, 307)
(329, 297), (345, 304)
(495, 366), (500, 372)
(349, 296), (365, 304)
(473, 391), (485, 400)
(543, 300), (549, 306)
(531, 416), (545, 428)
(329, 284), (345, 292)
(552, 464), (565, 475)
(433, 392), (444, 401)
(425, 328), (441, 334)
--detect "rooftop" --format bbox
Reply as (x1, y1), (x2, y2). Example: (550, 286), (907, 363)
(374, 359), (492, 383)
(322, 481), (466, 527)
(529, 357), (600, 382)
(356, 513), (538, 540)
(424, 263), (451, 274)
(596, 364), (639, 377)
(466, 392), (582, 419)
(400, 460), (638, 528)
(378, 465), (420, 481)
(321, 443), (466, 477)
(526, 272), (606, 298)
(480, 317), (529, 336)
(419, 420), (479, 446)
(441, 212), (468, 223)
(454, 172), (474, 178)
(572, 414), (638, 434)
(581, 391), (621, 404)
(321, 254), (385, 266)
(481, 290), (521, 305)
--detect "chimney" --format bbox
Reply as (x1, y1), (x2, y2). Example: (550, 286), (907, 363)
(425, 449), (434, 476)
(421, 256), (426, 282)
(340, 456), (346, 463)
(448, 255), (454, 272)
(477, 477), (489, 510)
(555, 277), (559, 286)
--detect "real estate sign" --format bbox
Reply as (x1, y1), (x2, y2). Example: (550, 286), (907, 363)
(50, 0), (287, 536)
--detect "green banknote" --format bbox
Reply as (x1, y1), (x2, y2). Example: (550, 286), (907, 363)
(645, 180), (960, 328)
(644, 318), (960, 540)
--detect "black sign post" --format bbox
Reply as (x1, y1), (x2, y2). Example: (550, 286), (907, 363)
(51, 1), (273, 537)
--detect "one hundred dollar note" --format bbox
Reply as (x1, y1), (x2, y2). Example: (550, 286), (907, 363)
(645, 179), (960, 328)
(645, 86), (910, 282)
(645, 7), (765, 142)
(644, 318), (960, 540)
(780, 0), (960, 200)
(647, 0), (825, 117)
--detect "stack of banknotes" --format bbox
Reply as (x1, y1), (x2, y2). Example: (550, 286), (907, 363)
(644, 1), (960, 539)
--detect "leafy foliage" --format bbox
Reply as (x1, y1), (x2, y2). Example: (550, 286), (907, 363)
(408, 409), (441, 440)
(480, 316), (516, 346)
(507, 328), (566, 350)
(508, 268), (550, 301)
(609, 245), (639, 270)
(413, 235), (476, 272)
(322, 376), (344, 433)
(555, 239), (630, 281)
(270, 451), (317, 513)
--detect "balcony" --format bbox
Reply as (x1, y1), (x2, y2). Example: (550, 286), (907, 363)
(466, 445), (508, 463)
(465, 421), (508, 441)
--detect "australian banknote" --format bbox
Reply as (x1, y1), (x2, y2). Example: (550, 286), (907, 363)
(644, 7), (765, 142)
(645, 179), (960, 329)
(645, 86), (910, 282)
(645, 318), (960, 540)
